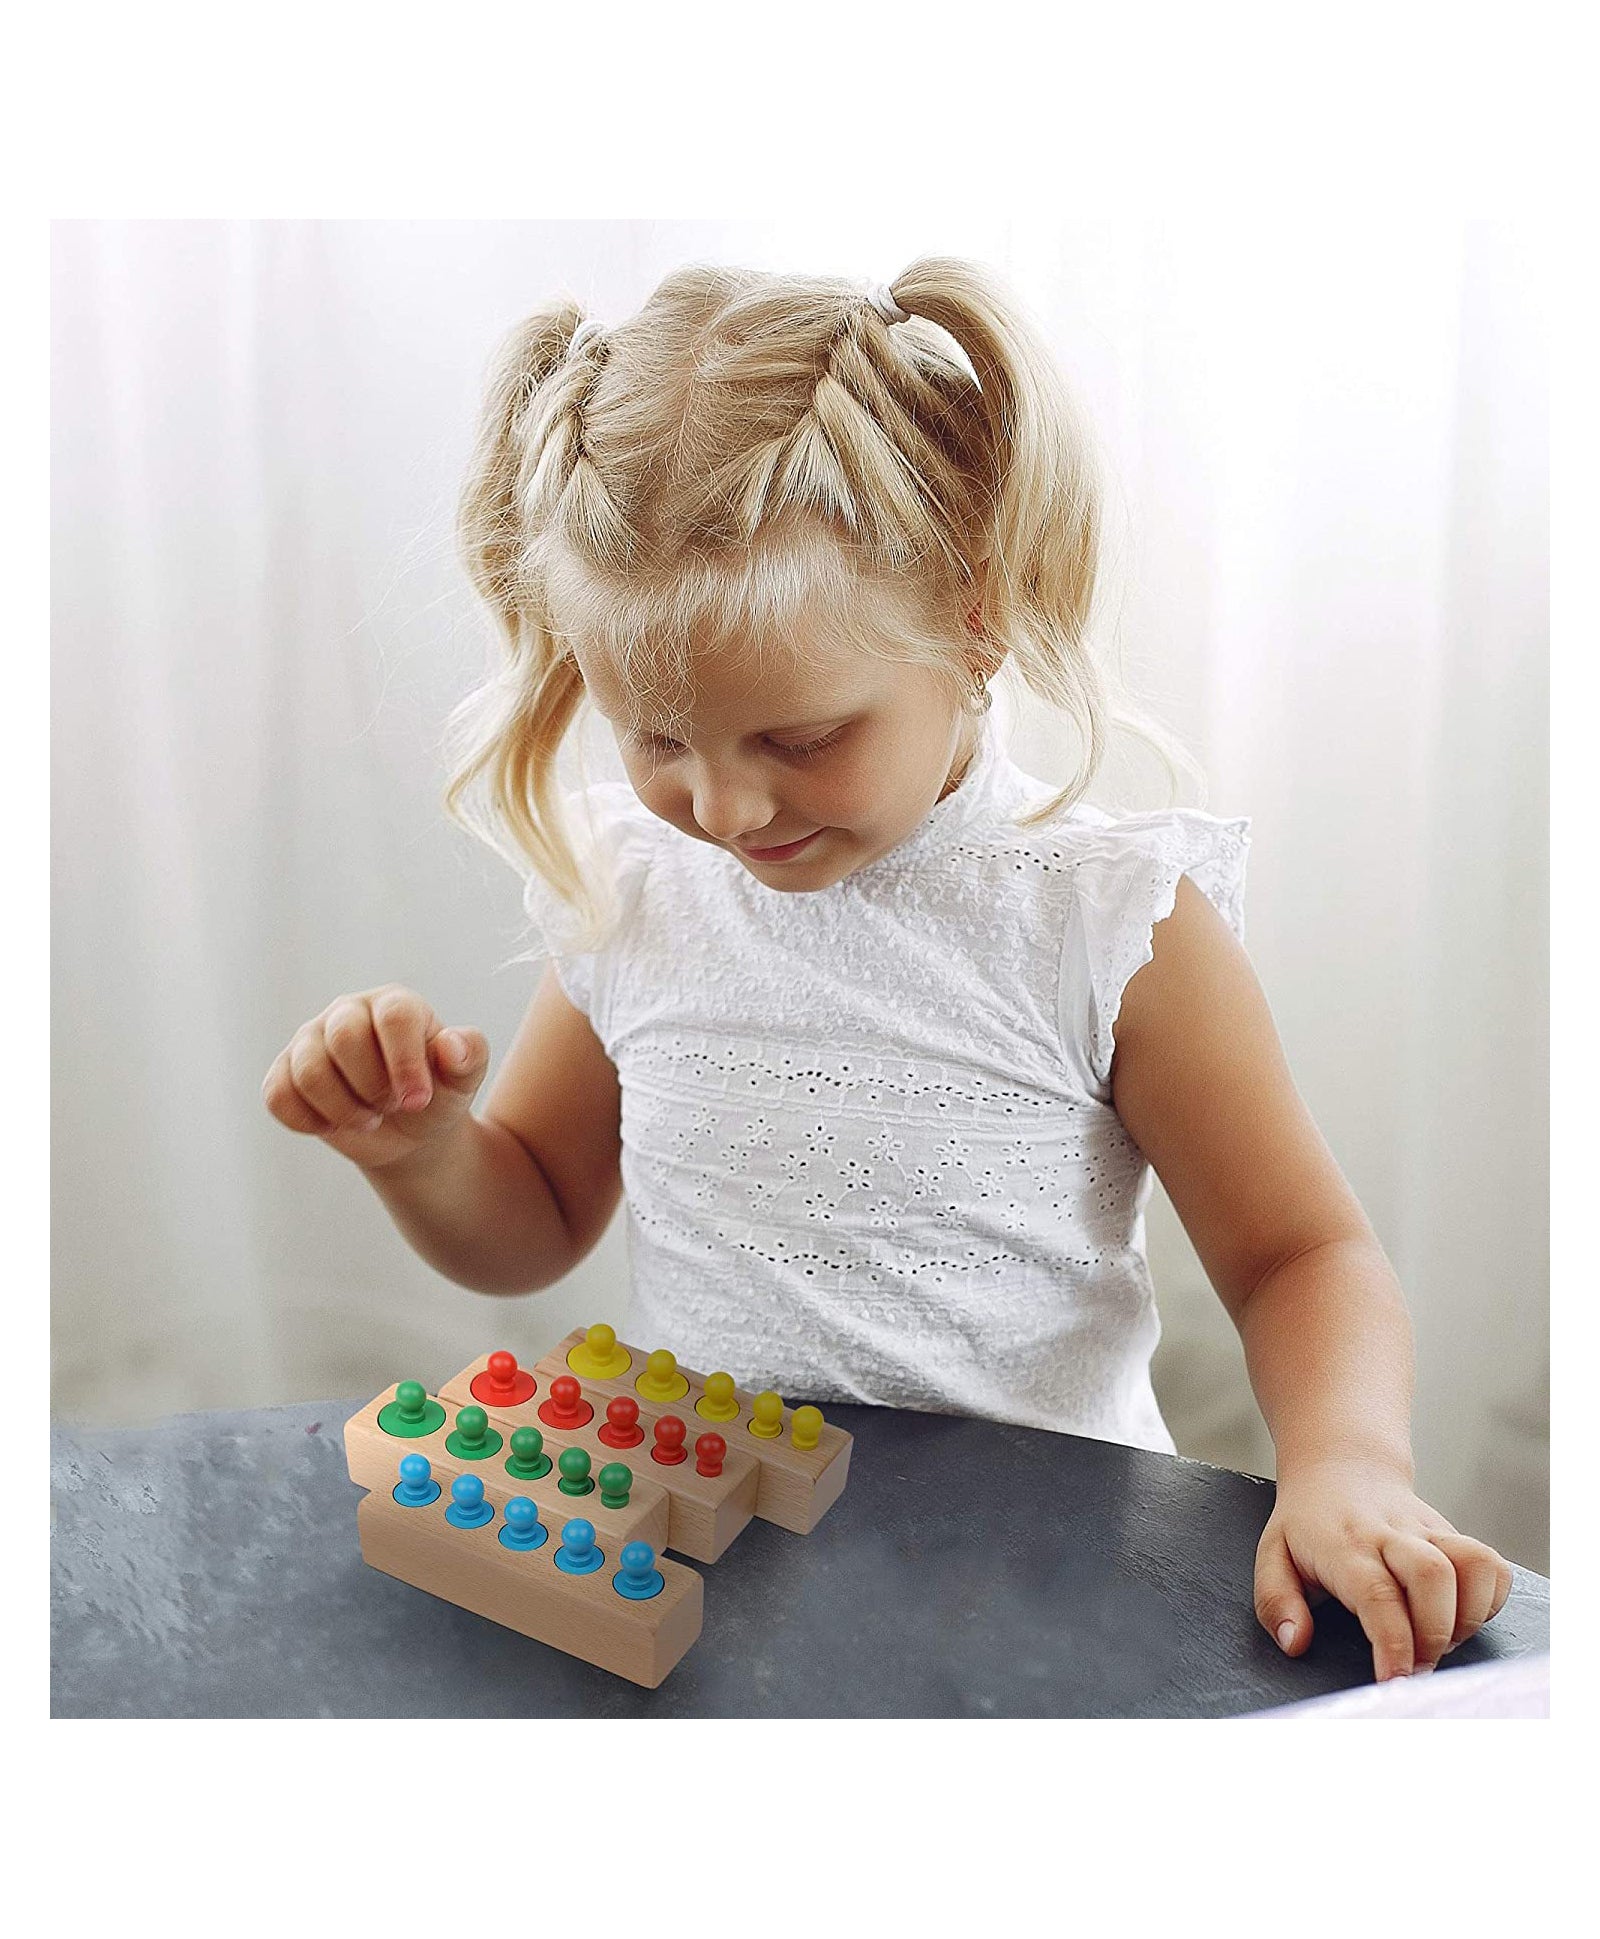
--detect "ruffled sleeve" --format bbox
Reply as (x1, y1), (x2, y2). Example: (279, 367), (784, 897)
(520, 780), (654, 1034)
(1056, 806), (1253, 1102)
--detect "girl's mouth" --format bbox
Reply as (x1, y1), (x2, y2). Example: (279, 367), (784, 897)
(738, 829), (822, 862)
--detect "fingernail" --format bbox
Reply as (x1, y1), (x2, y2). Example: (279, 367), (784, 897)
(442, 1030), (465, 1062)
(1276, 1621), (1296, 1649)
(1413, 1663), (1436, 1676)
(401, 1088), (430, 1110)
(361, 1114), (384, 1131)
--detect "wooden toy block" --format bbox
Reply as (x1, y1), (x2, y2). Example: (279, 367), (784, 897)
(534, 1330), (853, 1535)
(440, 1353), (759, 1564)
(344, 1384), (671, 1554)
(345, 1329), (848, 1684)
(355, 1487), (703, 1689)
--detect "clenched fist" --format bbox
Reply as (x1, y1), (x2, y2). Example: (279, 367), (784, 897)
(262, 985), (490, 1172)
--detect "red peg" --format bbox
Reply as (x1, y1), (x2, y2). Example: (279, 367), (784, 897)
(471, 1348), (535, 1408)
(694, 1431), (726, 1478)
(651, 1414), (688, 1466)
(598, 1394), (644, 1449)
(538, 1372), (593, 1430)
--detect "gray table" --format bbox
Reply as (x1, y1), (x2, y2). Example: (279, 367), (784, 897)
(51, 1396), (1549, 1717)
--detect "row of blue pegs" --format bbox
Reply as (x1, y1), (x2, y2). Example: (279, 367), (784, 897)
(392, 1454), (664, 1600)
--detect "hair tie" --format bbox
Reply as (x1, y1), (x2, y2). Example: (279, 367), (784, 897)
(866, 282), (908, 324)
(567, 316), (607, 359)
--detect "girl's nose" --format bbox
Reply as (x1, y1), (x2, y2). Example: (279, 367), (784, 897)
(690, 768), (778, 844)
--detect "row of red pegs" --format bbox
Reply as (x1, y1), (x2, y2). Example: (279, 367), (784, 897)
(587, 1389), (726, 1478)
(467, 1355), (729, 1478)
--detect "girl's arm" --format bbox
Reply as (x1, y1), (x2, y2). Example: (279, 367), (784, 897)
(361, 964), (623, 1297)
(1109, 875), (1513, 1680)
(361, 1112), (579, 1295)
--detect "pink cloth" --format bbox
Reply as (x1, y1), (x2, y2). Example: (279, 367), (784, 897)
(1246, 1653), (1548, 1719)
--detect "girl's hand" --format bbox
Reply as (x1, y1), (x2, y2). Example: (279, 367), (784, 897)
(262, 985), (491, 1173)
(1254, 1455), (1515, 1682)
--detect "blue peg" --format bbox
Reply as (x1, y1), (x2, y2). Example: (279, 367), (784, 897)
(498, 1496), (548, 1552)
(612, 1540), (665, 1601)
(445, 1471), (495, 1529)
(393, 1453), (441, 1507)
(554, 1516), (604, 1575)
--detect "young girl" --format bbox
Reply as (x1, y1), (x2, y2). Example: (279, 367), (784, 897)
(263, 255), (1512, 1684)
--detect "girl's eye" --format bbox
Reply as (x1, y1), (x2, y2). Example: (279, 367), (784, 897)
(639, 728), (844, 760)
(776, 729), (844, 759)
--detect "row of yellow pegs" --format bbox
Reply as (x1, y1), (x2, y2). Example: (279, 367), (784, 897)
(567, 1325), (824, 1451)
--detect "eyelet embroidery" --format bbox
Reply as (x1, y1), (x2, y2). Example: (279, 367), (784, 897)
(523, 730), (1250, 1450)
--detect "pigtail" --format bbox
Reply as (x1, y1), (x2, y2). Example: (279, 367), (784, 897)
(444, 304), (619, 950)
(885, 257), (1204, 818)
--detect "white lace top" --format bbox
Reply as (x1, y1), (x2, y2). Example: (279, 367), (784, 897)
(522, 709), (1251, 1454)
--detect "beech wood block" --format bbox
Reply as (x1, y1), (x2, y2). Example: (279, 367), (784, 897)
(344, 1386), (669, 1553)
(355, 1488), (703, 1689)
(440, 1355), (758, 1563)
(534, 1331), (853, 1535)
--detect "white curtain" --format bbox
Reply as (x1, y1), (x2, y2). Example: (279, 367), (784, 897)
(51, 220), (1547, 1571)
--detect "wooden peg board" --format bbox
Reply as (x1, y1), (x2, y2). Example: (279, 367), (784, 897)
(344, 1328), (852, 1686)
(355, 1487), (702, 1690)
(345, 1384), (671, 1551)
(534, 1330), (853, 1535)
(344, 1383), (696, 1687)
(440, 1354), (758, 1564)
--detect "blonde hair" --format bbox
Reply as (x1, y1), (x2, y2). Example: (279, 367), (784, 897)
(445, 256), (1200, 949)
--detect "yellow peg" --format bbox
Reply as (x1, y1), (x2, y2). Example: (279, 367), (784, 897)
(791, 1404), (823, 1451)
(636, 1348), (690, 1404)
(567, 1323), (632, 1380)
(696, 1371), (741, 1422)
(748, 1391), (785, 1439)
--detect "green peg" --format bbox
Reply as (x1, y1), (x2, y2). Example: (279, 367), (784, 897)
(445, 1403), (503, 1461)
(557, 1446), (594, 1496)
(504, 1424), (551, 1480)
(377, 1379), (446, 1439)
(598, 1462), (632, 1509)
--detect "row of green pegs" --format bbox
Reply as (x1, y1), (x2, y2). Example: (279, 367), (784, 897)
(378, 1387), (635, 1506)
